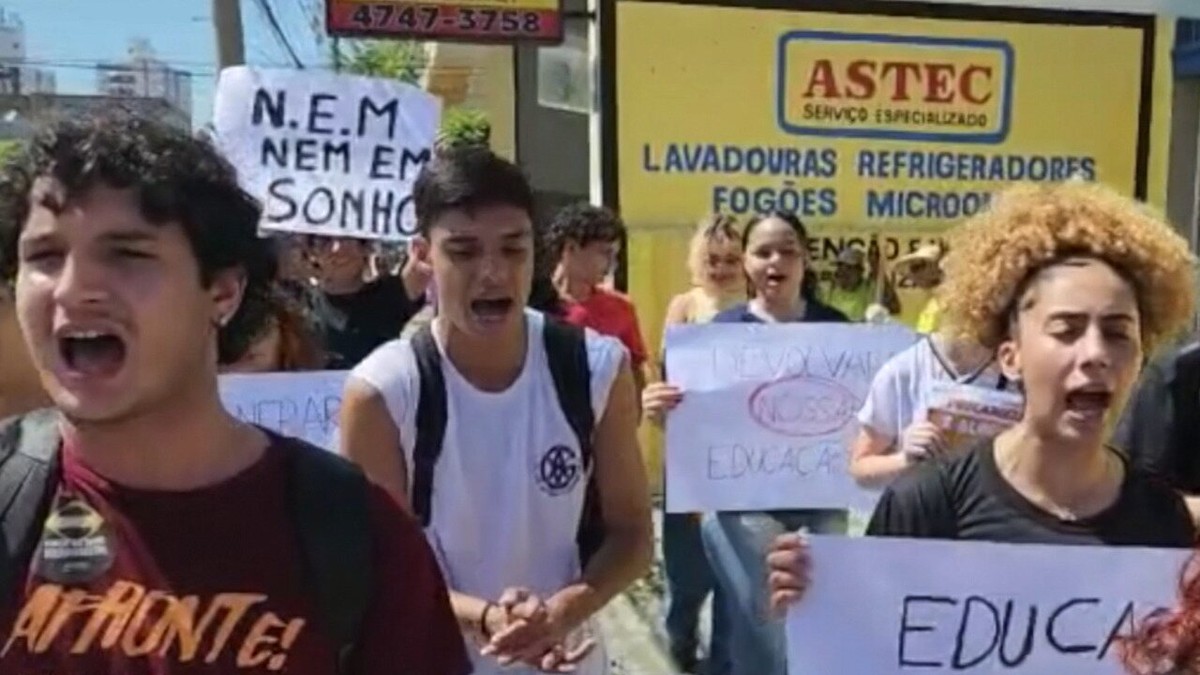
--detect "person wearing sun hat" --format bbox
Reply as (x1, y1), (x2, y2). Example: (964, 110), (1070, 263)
(821, 242), (901, 323)
(892, 243), (946, 332)
(820, 248), (873, 321)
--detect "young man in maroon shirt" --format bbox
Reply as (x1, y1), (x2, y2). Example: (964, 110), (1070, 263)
(0, 113), (470, 674)
(548, 203), (647, 394)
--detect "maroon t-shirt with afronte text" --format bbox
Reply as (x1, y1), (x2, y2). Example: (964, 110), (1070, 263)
(0, 436), (471, 674)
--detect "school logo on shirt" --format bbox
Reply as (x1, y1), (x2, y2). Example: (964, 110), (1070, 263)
(536, 445), (581, 496)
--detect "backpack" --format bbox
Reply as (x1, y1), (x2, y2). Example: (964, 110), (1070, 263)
(0, 409), (372, 674)
(408, 318), (606, 568)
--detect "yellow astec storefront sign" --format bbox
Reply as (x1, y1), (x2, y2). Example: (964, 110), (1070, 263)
(610, 0), (1173, 487)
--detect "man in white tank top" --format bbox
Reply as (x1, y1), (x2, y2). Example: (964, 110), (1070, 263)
(338, 147), (653, 675)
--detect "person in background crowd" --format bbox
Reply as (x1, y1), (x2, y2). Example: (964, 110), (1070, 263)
(849, 329), (1012, 488)
(768, 183), (1197, 641)
(645, 211), (848, 675)
(221, 292), (326, 373)
(818, 245), (899, 322)
(892, 243), (945, 332)
(660, 214), (745, 328)
(1112, 339), (1200, 523)
(0, 287), (49, 418)
(548, 203), (649, 392)
(339, 147), (652, 675)
(305, 235), (431, 369)
(643, 213), (741, 674)
(273, 233), (314, 303)
(0, 112), (470, 673)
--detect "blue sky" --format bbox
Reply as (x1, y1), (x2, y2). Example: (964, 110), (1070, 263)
(2, 0), (330, 125)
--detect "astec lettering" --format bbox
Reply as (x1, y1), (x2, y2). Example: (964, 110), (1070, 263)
(802, 59), (994, 105)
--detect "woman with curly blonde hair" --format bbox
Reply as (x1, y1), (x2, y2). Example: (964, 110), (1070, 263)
(763, 181), (1198, 632)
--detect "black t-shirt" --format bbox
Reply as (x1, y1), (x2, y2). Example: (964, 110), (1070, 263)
(308, 275), (424, 370)
(867, 441), (1195, 548)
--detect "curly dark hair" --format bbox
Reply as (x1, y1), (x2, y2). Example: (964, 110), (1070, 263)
(545, 202), (626, 261)
(939, 181), (1195, 356)
(0, 111), (276, 365)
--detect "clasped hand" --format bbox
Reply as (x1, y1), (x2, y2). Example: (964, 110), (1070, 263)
(480, 587), (596, 673)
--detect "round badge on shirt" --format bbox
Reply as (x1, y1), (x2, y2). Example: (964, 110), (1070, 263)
(34, 491), (115, 584)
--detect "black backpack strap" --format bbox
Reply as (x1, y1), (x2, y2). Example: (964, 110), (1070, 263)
(542, 319), (605, 568)
(543, 319), (595, 466)
(288, 439), (373, 675)
(0, 409), (62, 600)
(410, 325), (448, 528)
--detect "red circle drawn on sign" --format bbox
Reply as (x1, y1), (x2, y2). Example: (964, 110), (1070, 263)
(746, 374), (858, 438)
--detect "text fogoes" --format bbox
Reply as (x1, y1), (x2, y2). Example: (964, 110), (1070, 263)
(3, 581), (306, 670)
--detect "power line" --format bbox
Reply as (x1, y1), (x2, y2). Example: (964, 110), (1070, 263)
(253, 0), (304, 68)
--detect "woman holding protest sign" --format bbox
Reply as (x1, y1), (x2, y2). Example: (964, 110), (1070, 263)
(766, 183), (1198, 631)
(646, 211), (847, 675)
(643, 213), (744, 673)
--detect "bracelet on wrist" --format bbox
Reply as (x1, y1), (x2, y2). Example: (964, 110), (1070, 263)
(479, 602), (497, 640)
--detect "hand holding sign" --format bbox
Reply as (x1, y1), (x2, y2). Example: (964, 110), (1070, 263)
(767, 532), (812, 617)
(642, 381), (683, 424)
(900, 420), (949, 461)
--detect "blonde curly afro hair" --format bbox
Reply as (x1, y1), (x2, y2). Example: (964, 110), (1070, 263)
(939, 181), (1196, 357)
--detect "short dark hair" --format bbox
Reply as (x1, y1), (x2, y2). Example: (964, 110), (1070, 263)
(545, 203), (625, 260)
(412, 146), (534, 235)
(0, 111), (275, 365)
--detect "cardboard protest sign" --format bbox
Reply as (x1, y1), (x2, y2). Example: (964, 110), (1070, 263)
(218, 370), (348, 451)
(788, 536), (1187, 674)
(213, 66), (441, 241)
(663, 323), (917, 513)
(925, 381), (1023, 450)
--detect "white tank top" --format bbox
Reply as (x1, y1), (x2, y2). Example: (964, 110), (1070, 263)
(351, 309), (625, 675)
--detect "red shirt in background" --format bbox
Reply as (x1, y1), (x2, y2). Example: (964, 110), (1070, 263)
(561, 287), (648, 367)
(0, 437), (470, 675)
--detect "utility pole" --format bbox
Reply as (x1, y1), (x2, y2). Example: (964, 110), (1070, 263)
(213, 0), (246, 69)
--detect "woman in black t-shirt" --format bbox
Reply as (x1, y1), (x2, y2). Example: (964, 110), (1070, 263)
(766, 182), (1198, 622)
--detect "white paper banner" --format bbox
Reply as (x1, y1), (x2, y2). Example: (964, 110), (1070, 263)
(213, 66), (442, 241)
(663, 323), (917, 513)
(789, 536), (1188, 674)
(218, 370), (348, 451)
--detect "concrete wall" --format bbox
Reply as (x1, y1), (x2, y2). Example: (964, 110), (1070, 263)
(514, 4), (591, 207)
(423, 43), (517, 160)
